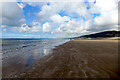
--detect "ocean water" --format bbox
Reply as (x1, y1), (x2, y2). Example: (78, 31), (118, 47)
(2, 39), (69, 77)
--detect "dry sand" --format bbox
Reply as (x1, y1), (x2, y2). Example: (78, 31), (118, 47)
(11, 40), (120, 78)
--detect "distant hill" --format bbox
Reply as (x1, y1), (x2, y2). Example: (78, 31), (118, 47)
(76, 31), (120, 38)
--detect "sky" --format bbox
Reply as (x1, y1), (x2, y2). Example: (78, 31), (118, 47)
(0, 0), (119, 38)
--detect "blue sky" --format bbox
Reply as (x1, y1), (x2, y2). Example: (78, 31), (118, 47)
(23, 4), (40, 24)
(1, 0), (118, 38)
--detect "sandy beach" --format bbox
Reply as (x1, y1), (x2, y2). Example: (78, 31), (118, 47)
(11, 39), (118, 78)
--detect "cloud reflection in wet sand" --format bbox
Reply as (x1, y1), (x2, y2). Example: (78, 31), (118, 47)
(2, 39), (69, 78)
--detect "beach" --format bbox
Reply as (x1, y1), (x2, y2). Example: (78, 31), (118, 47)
(2, 0), (119, 79)
(16, 39), (119, 78)
(2, 39), (69, 78)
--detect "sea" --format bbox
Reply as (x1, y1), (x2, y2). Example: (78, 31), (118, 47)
(2, 39), (70, 77)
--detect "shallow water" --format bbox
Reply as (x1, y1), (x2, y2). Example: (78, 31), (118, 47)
(2, 39), (69, 77)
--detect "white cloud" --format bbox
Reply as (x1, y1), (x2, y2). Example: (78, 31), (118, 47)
(50, 14), (70, 23)
(13, 22), (41, 33)
(30, 22), (41, 32)
(20, 24), (30, 32)
(94, 10), (118, 26)
(37, 2), (73, 23)
(27, 2), (47, 7)
(0, 2), (25, 27)
(17, 2), (26, 8)
(93, 0), (118, 26)
(35, 0), (119, 36)
(36, 2), (91, 35)
(87, 0), (119, 32)
(57, 19), (86, 33)
(1, 0), (119, 37)
(40, 14), (71, 33)
(43, 22), (51, 33)
(37, 4), (56, 22)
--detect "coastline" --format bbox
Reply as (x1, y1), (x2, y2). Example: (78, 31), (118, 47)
(2, 39), (70, 78)
(16, 39), (119, 78)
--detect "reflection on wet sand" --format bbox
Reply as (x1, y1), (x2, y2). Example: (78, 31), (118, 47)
(2, 39), (69, 78)
(43, 48), (50, 56)
(2, 46), (51, 78)
(19, 40), (119, 78)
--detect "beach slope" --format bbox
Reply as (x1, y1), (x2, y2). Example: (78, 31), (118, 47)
(19, 39), (119, 78)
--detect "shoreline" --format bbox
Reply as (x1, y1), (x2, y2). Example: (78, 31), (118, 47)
(17, 39), (119, 78)
(2, 39), (70, 78)
(2, 39), (119, 78)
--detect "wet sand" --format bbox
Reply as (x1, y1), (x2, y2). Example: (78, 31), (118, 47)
(4, 39), (120, 78)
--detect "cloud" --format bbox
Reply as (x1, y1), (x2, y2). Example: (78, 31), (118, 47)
(37, 4), (56, 22)
(2, 0), (119, 37)
(43, 22), (51, 33)
(50, 14), (70, 23)
(35, 2), (92, 35)
(17, 2), (26, 8)
(93, 0), (118, 26)
(36, 0), (118, 36)
(36, 2), (73, 23)
(57, 19), (87, 34)
(94, 10), (117, 26)
(26, 2), (47, 7)
(0, 2), (25, 27)
(41, 14), (71, 33)
(13, 21), (41, 33)
(88, 0), (118, 32)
